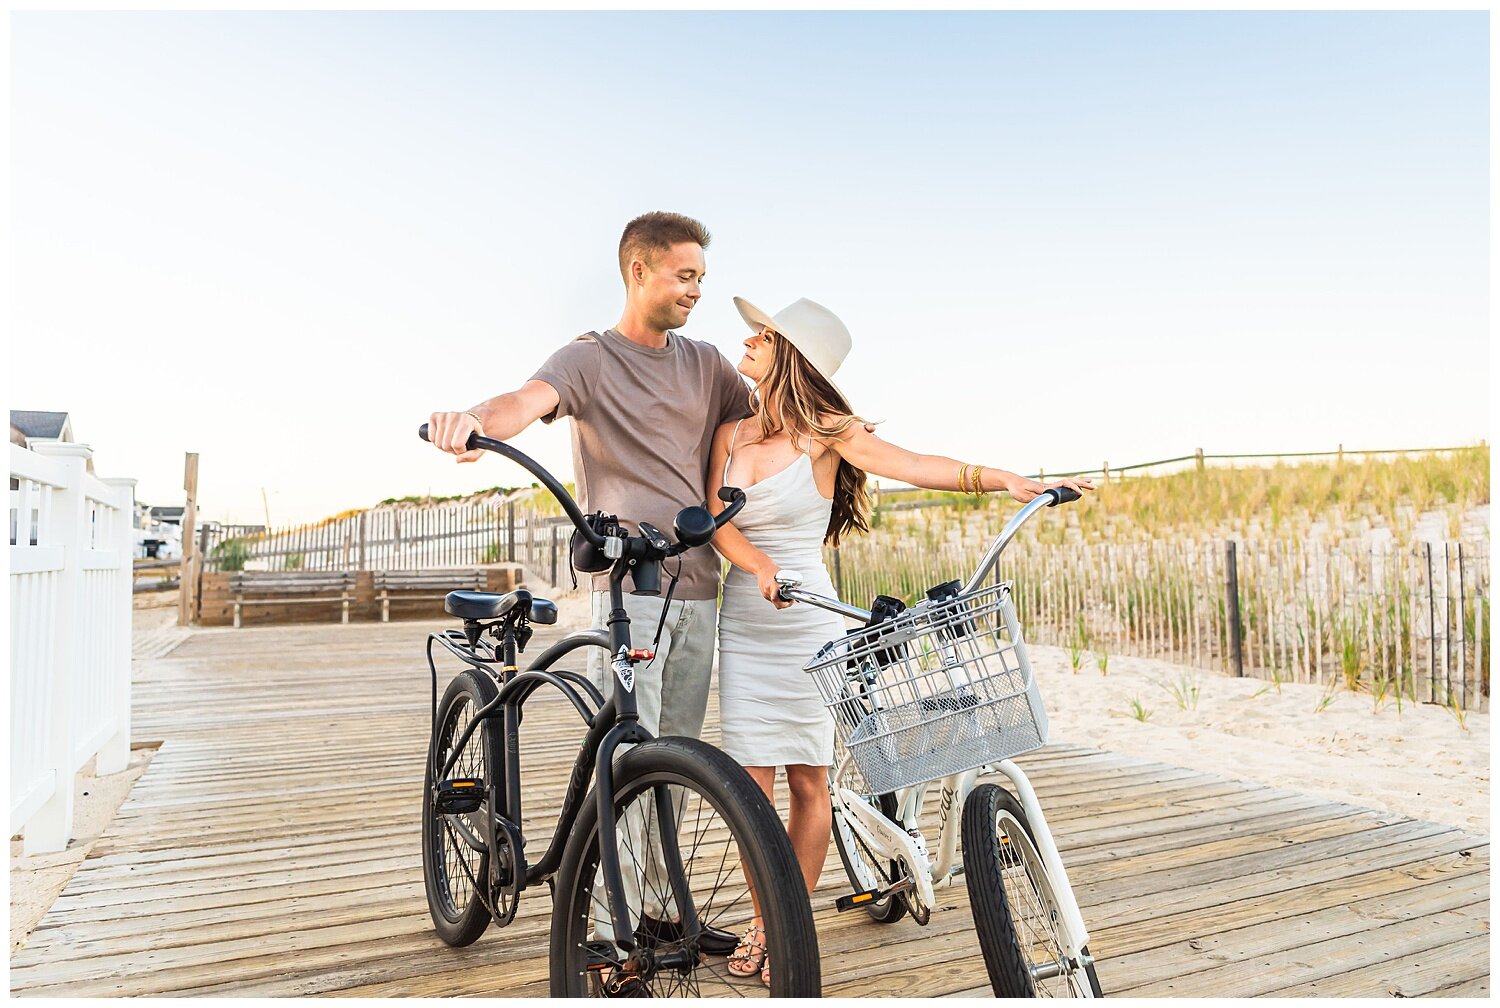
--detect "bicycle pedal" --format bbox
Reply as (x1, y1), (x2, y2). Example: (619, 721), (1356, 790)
(583, 940), (620, 971)
(835, 888), (883, 912)
(435, 778), (485, 815)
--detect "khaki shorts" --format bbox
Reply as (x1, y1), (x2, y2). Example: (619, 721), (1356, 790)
(587, 591), (717, 740)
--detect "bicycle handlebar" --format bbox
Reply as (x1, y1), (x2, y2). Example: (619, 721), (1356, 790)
(418, 423), (747, 557)
(959, 486), (1079, 593)
(776, 486), (1084, 615)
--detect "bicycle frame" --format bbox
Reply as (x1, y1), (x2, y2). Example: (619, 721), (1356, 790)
(427, 557), (704, 950)
(789, 487), (1091, 955)
(417, 424), (746, 954)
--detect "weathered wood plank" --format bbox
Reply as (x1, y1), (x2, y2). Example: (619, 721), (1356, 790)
(1261, 927), (1490, 998)
(10, 615), (1489, 999)
(1122, 900), (1489, 997)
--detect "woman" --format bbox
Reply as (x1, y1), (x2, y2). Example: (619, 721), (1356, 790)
(708, 296), (1093, 984)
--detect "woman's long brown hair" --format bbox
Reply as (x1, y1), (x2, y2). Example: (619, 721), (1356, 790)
(750, 337), (874, 546)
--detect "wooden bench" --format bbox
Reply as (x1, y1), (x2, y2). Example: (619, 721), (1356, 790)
(228, 571), (357, 628)
(372, 568), (490, 623)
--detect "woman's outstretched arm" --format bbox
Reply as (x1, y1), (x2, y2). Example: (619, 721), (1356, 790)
(818, 417), (1094, 502)
(707, 421), (794, 608)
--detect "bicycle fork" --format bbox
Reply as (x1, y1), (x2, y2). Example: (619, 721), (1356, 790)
(992, 759), (1091, 960)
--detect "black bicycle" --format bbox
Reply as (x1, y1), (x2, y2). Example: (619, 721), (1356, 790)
(416, 424), (820, 997)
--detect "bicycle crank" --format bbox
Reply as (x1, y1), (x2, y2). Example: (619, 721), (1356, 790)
(487, 814), (525, 928)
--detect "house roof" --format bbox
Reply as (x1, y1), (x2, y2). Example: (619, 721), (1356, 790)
(10, 411), (70, 440)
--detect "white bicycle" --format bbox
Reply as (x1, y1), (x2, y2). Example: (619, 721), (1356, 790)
(777, 487), (1103, 998)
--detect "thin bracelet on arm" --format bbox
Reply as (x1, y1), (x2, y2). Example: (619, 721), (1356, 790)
(464, 410), (485, 434)
(974, 466), (986, 495)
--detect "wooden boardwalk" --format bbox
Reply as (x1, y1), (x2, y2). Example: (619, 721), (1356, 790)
(11, 616), (1490, 998)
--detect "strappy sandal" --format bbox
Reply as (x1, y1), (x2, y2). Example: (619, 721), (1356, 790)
(727, 923), (767, 978)
(761, 953), (771, 988)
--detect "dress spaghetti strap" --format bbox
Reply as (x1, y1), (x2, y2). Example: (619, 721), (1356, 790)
(723, 418), (747, 486)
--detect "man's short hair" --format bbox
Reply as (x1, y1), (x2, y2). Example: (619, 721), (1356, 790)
(618, 211), (712, 284)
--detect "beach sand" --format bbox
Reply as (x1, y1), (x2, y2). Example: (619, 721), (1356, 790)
(1025, 644), (1489, 835)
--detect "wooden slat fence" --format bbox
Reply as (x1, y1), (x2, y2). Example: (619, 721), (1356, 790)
(829, 535), (1488, 711)
(200, 498), (571, 582)
(195, 488), (1488, 709)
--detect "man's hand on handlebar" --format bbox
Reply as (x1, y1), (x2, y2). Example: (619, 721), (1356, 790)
(429, 411), (485, 464)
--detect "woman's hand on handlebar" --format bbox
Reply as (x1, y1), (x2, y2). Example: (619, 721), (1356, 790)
(429, 411), (484, 463)
(753, 562), (795, 610)
(1003, 472), (1095, 504)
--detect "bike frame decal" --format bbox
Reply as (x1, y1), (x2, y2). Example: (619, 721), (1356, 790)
(611, 646), (635, 693)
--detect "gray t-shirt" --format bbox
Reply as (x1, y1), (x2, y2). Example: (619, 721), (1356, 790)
(532, 328), (754, 600)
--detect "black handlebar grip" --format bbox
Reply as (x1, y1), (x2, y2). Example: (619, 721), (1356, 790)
(715, 487), (748, 526)
(419, 423), (479, 451)
(1046, 487), (1083, 506)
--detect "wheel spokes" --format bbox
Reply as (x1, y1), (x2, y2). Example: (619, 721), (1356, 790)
(435, 695), (486, 918)
(579, 781), (771, 998)
(995, 812), (1077, 997)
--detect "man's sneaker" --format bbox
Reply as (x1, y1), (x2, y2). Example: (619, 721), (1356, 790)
(584, 942), (651, 998)
(634, 913), (738, 957)
(600, 972), (651, 998)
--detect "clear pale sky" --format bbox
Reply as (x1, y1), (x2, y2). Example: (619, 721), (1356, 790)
(9, 11), (1489, 526)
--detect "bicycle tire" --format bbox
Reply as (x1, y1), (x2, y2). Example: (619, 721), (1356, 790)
(961, 782), (1103, 998)
(831, 788), (907, 925)
(421, 669), (503, 947)
(550, 736), (821, 997)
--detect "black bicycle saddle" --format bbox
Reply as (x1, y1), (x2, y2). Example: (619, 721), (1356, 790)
(444, 589), (558, 624)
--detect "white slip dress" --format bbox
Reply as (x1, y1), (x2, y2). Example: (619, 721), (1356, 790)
(716, 426), (844, 767)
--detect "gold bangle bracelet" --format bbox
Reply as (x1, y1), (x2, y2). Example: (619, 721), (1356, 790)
(957, 463), (968, 495)
(464, 410), (484, 432)
(974, 466), (986, 495)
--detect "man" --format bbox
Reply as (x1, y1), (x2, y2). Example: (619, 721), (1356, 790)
(428, 211), (753, 954)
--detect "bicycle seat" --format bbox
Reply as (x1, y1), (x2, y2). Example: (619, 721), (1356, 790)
(444, 589), (558, 625)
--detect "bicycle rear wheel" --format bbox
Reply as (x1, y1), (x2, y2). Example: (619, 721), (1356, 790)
(831, 779), (908, 925)
(550, 736), (821, 997)
(421, 670), (502, 947)
(962, 783), (1102, 998)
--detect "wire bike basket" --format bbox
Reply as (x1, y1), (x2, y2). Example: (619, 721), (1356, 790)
(804, 582), (1048, 795)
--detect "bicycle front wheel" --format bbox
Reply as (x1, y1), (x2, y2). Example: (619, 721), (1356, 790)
(962, 783), (1102, 998)
(550, 736), (821, 997)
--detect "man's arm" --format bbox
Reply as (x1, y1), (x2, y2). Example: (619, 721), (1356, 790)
(429, 379), (560, 463)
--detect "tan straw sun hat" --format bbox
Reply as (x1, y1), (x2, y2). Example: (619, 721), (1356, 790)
(732, 296), (853, 385)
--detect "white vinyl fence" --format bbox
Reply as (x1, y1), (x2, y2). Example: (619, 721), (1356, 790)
(10, 442), (135, 854)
